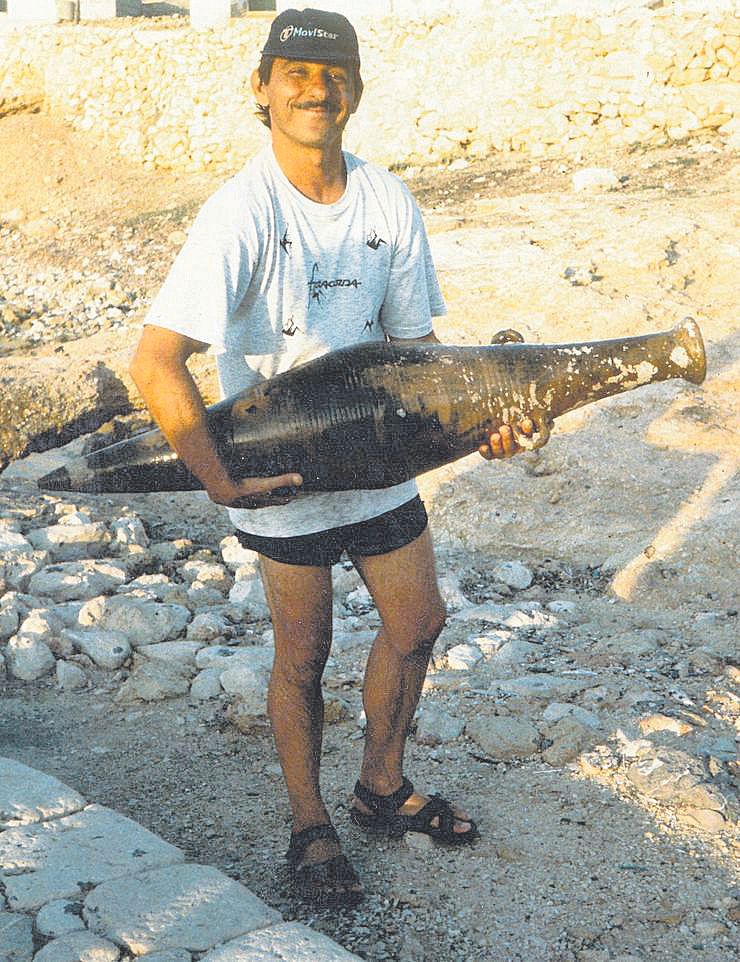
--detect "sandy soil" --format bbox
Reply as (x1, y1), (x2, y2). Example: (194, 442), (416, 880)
(0, 111), (738, 962)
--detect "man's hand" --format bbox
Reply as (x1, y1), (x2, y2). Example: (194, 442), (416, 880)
(131, 326), (304, 509)
(479, 418), (535, 460)
(206, 473), (304, 509)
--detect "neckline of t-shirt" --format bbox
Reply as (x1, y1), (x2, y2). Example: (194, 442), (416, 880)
(267, 147), (358, 219)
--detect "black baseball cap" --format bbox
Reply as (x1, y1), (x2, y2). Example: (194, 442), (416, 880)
(261, 8), (360, 67)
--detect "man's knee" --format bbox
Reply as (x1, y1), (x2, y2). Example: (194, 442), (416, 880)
(384, 599), (447, 658)
(270, 639), (330, 693)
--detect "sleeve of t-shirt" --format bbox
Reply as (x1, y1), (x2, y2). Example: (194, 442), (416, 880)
(143, 184), (258, 354)
(379, 181), (447, 339)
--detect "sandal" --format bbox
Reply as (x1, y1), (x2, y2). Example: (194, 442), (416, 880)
(286, 823), (364, 907)
(350, 776), (479, 846)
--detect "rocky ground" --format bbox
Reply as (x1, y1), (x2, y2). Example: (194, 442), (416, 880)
(0, 110), (738, 962)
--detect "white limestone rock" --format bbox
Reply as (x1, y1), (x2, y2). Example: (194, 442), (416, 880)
(0, 603), (20, 641)
(422, 669), (471, 693)
(78, 596), (191, 647)
(638, 713), (694, 736)
(415, 702), (465, 745)
(346, 584), (373, 610)
(228, 576), (269, 619)
(451, 601), (559, 631)
(17, 609), (65, 644)
(219, 535), (258, 572)
(55, 510), (91, 524)
(542, 703), (601, 730)
(83, 863), (280, 955)
(451, 601), (516, 624)
(6, 635), (56, 681)
(437, 574), (474, 611)
(0, 911), (33, 962)
(34, 931), (120, 962)
(572, 167), (620, 192)
(0, 804), (183, 911)
(219, 661), (271, 716)
(502, 607), (558, 630)
(195, 645), (263, 672)
(233, 562), (263, 583)
(63, 629), (131, 670)
(56, 660), (88, 691)
(492, 560), (533, 590)
(466, 714), (540, 760)
(137, 641), (203, 667)
(1, 591), (45, 616)
(201, 921), (363, 962)
(547, 599), (580, 618)
(27, 523), (111, 561)
(180, 561), (231, 593)
(114, 661), (193, 704)
(117, 574), (171, 600)
(111, 516), (149, 548)
(29, 561), (128, 603)
(542, 716), (595, 766)
(624, 747), (729, 819)
(52, 601), (86, 628)
(189, 667), (223, 701)
(35, 898), (87, 938)
(186, 612), (231, 642)
(18, 608), (74, 658)
(488, 674), (591, 699)
(0, 757), (86, 829)
(0, 528), (34, 558)
(185, 585), (222, 607)
(149, 541), (190, 564)
(491, 638), (541, 665)
(138, 952), (192, 962)
(591, 629), (662, 666)
(445, 643), (483, 671)
(331, 563), (361, 601)
(1, 553), (49, 592)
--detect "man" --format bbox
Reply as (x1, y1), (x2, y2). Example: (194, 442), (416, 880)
(130, 7), (530, 906)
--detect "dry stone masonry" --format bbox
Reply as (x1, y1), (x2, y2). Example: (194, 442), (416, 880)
(0, 3), (738, 173)
(0, 481), (737, 854)
(0, 757), (363, 961)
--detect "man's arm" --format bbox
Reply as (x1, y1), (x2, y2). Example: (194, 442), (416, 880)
(388, 331), (533, 460)
(129, 325), (302, 507)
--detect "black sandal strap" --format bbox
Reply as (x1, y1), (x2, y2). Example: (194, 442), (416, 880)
(295, 853), (360, 886)
(292, 853), (364, 907)
(409, 795), (455, 835)
(286, 823), (339, 864)
(404, 794), (479, 843)
(352, 776), (415, 817)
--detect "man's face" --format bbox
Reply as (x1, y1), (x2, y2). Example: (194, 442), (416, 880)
(251, 57), (361, 151)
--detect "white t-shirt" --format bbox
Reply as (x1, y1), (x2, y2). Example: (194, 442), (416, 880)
(145, 147), (446, 537)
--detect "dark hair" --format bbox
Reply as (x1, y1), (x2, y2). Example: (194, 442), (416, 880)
(254, 54), (364, 129)
(254, 55), (276, 129)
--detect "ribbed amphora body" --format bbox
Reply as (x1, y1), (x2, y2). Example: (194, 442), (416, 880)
(37, 318), (705, 494)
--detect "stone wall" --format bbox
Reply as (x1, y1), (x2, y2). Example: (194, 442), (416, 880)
(0, 4), (738, 173)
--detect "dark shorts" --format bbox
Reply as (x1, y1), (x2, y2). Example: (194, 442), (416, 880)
(235, 496), (428, 567)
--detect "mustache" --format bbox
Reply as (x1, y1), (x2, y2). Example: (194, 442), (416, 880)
(295, 100), (338, 112)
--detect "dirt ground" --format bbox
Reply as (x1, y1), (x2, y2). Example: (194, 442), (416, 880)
(0, 110), (738, 962)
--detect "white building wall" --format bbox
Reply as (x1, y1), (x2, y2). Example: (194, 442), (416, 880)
(275, 1), (474, 14)
(7, 0), (58, 22)
(275, 1), (730, 17)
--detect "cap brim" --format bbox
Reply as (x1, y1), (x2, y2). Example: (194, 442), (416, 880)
(261, 47), (360, 65)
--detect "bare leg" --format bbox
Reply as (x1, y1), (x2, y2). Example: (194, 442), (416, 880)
(259, 556), (361, 894)
(351, 529), (473, 834)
